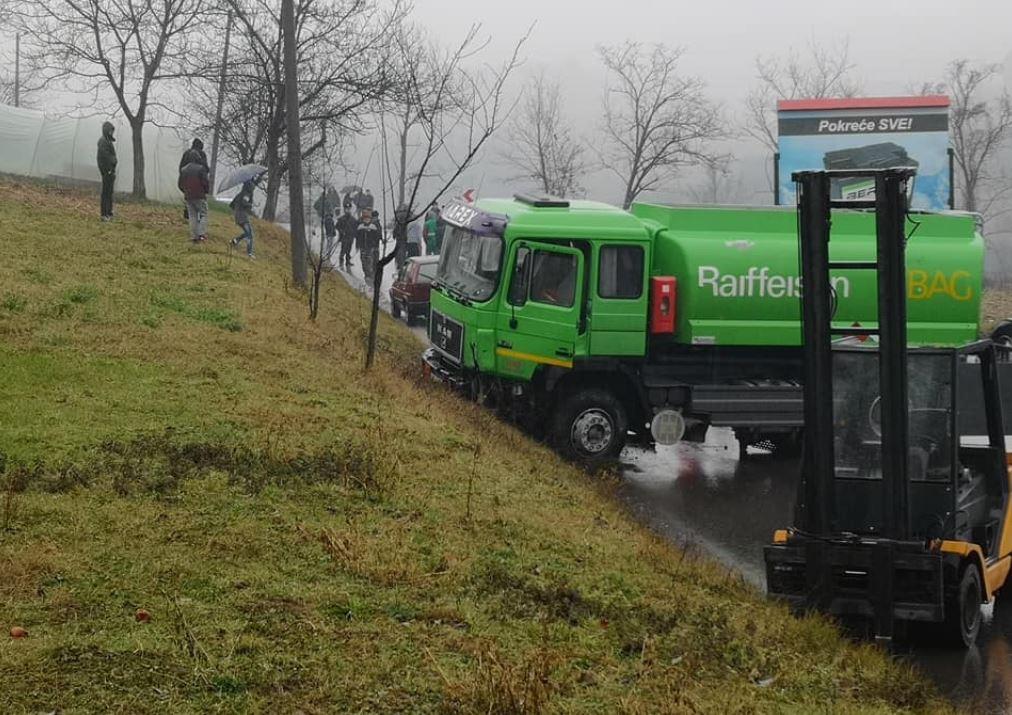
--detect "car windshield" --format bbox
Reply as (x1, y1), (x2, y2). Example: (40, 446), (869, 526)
(436, 225), (503, 301)
(417, 261), (438, 283)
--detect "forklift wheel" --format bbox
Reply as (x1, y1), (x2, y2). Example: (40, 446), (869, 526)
(944, 564), (983, 647)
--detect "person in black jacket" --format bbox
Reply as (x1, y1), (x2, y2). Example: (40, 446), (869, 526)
(336, 205), (357, 270)
(96, 122), (117, 221)
(357, 208), (383, 282)
(179, 138), (208, 171)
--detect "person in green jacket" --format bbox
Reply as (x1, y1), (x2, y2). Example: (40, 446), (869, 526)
(424, 205), (441, 255)
(96, 121), (117, 221)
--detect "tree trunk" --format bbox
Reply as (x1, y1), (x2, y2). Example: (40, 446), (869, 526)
(365, 250), (396, 370)
(398, 124), (408, 207)
(281, 0), (308, 288)
(261, 130), (281, 221)
(130, 118), (147, 199)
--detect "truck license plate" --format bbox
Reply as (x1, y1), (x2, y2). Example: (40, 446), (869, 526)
(429, 311), (463, 363)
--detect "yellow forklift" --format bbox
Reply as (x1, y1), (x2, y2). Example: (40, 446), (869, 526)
(764, 168), (1012, 646)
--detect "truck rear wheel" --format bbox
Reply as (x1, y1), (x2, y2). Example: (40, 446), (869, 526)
(943, 563), (983, 647)
(550, 387), (627, 468)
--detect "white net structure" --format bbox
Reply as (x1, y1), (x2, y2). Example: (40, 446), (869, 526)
(0, 102), (190, 203)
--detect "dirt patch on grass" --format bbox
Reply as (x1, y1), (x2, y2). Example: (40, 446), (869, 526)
(2, 428), (394, 499)
(0, 545), (59, 600)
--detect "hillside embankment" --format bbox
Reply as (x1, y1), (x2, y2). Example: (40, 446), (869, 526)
(0, 179), (947, 713)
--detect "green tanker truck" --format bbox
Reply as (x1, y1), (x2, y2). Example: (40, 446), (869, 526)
(422, 194), (984, 465)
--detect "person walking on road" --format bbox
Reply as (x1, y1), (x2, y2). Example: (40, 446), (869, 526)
(406, 216), (422, 259)
(336, 204), (357, 270)
(178, 160), (210, 243)
(357, 208), (382, 283)
(393, 205), (409, 271)
(229, 180), (256, 259)
(323, 210), (337, 258)
(424, 205), (441, 255)
(97, 121), (117, 221)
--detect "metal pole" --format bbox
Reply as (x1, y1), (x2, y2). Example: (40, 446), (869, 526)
(795, 170), (835, 536)
(875, 170), (911, 540)
(773, 152), (780, 205)
(282, 0), (308, 288)
(14, 33), (20, 108)
(208, 10), (233, 193)
(947, 147), (955, 210)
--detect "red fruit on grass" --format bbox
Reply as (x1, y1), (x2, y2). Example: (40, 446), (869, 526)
(10, 626), (27, 639)
(135, 609), (151, 623)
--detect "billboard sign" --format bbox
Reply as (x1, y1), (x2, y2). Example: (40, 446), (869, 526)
(776, 96), (951, 210)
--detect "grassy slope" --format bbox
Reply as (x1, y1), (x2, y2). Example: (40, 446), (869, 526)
(0, 179), (946, 714)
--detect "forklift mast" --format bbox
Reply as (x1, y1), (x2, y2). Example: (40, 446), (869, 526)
(769, 168), (1011, 646)
(795, 168), (915, 539)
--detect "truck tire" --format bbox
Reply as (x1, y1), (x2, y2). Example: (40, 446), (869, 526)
(550, 387), (627, 468)
(943, 563), (983, 647)
(391, 300), (402, 319)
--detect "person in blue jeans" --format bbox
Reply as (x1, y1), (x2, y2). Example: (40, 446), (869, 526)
(229, 181), (256, 259)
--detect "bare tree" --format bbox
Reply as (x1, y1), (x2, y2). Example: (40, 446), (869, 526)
(365, 25), (526, 369)
(686, 156), (744, 204)
(501, 70), (586, 197)
(743, 40), (861, 155)
(304, 132), (350, 318)
(221, 0), (403, 221)
(944, 60), (1012, 215)
(15, 0), (208, 198)
(597, 42), (724, 210)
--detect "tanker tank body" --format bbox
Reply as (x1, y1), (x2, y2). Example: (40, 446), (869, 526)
(627, 202), (983, 454)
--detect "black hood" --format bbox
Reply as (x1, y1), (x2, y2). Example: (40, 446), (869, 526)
(102, 121), (115, 141)
(191, 138), (204, 151)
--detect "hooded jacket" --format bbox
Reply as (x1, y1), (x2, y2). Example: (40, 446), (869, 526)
(179, 138), (209, 171)
(97, 122), (117, 176)
(229, 182), (255, 225)
(178, 162), (210, 201)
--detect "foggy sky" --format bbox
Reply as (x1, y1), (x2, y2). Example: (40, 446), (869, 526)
(348, 0), (1012, 208)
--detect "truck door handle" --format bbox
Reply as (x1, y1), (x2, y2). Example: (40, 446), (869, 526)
(498, 340), (513, 349)
(555, 348), (573, 358)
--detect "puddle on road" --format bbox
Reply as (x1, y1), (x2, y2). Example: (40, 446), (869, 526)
(618, 428), (1012, 711)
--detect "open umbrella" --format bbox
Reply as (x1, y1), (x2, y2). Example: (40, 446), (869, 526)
(340, 184), (362, 195)
(218, 164), (267, 193)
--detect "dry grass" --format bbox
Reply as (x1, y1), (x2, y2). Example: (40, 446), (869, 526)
(0, 177), (953, 713)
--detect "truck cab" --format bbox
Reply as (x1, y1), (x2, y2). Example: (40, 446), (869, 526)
(425, 196), (657, 462)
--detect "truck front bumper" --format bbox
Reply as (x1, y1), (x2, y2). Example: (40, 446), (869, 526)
(422, 347), (470, 391)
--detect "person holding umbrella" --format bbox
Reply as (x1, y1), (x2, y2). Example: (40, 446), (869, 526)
(216, 164), (267, 250)
(229, 180), (257, 259)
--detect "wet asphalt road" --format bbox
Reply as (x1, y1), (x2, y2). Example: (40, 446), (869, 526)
(336, 259), (1012, 710)
(619, 430), (1012, 711)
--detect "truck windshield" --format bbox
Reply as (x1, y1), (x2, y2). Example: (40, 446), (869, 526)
(436, 226), (503, 301)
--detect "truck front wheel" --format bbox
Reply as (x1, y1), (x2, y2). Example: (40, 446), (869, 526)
(550, 388), (627, 468)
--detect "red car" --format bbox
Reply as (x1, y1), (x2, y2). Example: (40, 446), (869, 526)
(390, 255), (438, 325)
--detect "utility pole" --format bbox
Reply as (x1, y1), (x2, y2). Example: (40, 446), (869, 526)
(208, 10), (232, 193)
(14, 33), (20, 108)
(281, 0), (308, 288)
